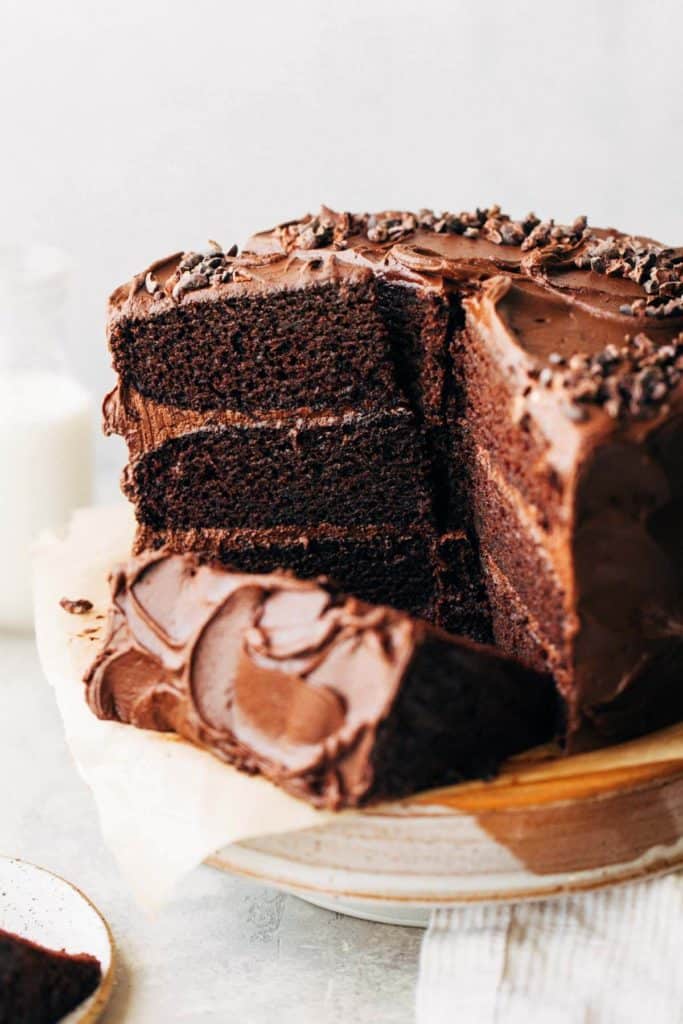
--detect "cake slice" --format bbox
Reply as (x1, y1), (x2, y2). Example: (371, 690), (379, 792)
(102, 212), (485, 635)
(0, 926), (101, 1024)
(84, 551), (557, 809)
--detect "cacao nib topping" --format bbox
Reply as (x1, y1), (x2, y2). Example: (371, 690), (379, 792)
(532, 332), (683, 421)
(367, 205), (547, 247)
(170, 241), (240, 299)
(274, 206), (588, 252)
(521, 215), (588, 252)
(276, 207), (354, 252)
(366, 211), (419, 244)
(295, 218), (335, 249)
(575, 236), (683, 317)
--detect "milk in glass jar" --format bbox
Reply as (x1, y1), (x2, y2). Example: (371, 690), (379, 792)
(0, 245), (92, 629)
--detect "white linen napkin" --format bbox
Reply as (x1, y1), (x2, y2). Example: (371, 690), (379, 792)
(416, 874), (683, 1024)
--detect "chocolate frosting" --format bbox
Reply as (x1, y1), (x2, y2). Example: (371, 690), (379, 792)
(107, 205), (683, 445)
(85, 551), (556, 807)
(85, 553), (420, 807)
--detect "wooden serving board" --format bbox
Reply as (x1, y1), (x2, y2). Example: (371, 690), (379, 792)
(37, 505), (683, 925)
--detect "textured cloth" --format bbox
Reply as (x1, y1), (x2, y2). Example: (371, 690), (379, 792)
(416, 874), (683, 1024)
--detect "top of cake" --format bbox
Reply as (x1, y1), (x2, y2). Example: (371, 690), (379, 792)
(109, 205), (683, 429)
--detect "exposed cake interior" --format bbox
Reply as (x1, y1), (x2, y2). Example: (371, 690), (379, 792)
(109, 255), (478, 638)
(369, 635), (557, 797)
(126, 408), (434, 532)
(109, 267), (401, 413)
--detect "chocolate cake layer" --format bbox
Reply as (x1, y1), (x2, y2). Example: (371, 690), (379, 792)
(85, 552), (557, 809)
(435, 531), (493, 642)
(135, 524), (493, 640)
(375, 280), (466, 528)
(0, 926), (101, 1024)
(375, 279), (452, 428)
(480, 554), (554, 678)
(109, 263), (402, 414)
(136, 524), (440, 621)
(123, 407), (434, 532)
(453, 315), (560, 519)
(468, 447), (568, 652)
(105, 205), (683, 743)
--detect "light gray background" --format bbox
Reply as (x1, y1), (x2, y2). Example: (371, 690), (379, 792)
(3, 0), (683, 466)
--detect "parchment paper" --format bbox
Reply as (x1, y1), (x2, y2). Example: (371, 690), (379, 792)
(33, 505), (331, 909)
(34, 505), (683, 910)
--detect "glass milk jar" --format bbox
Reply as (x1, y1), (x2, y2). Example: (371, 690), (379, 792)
(0, 245), (92, 629)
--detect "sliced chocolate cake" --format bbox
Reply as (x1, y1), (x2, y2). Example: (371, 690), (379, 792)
(104, 206), (683, 745)
(0, 926), (101, 1024)
(85, 552), (557, 809)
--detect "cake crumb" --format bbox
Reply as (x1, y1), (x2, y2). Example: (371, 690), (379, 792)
(60, 597), (93, 615)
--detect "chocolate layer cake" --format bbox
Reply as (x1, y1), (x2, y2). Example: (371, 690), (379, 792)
(0, 926), (101, 1024)
(106, 206), (683, 743)
(85, 552), (556, 809)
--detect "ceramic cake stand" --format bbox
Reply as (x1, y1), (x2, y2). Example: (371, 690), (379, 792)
(210, 729), (683, 926)
(37, 506), (683, 927)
